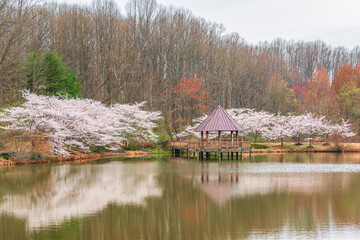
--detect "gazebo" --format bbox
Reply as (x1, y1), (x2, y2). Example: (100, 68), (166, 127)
(172, 105), (251, 161)
(195, 105), (244, 145)
(194, 105), (245, 160)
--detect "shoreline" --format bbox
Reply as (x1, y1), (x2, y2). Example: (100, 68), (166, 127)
(0, 150), (154, 167)
(1, 142), (360, 167)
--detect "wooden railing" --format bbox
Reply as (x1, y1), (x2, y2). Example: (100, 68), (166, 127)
(172, 138), (251, 150)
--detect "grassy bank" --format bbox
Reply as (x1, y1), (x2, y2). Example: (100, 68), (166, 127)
(251, 142), (360, 153)
(0, 129), (173, 166)
(1, 133), (359, 167)
(0, 149), (172, 167)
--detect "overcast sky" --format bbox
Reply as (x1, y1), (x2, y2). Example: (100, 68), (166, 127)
(60, 0), (360, 50)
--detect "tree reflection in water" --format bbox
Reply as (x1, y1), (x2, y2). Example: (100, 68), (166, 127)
(0, 153), (360, 240)
(0, 162), (162, 229)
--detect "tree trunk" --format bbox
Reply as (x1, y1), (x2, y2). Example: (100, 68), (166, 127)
(281, 137), (283, 147)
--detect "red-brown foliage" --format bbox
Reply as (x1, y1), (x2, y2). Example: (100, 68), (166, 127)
(141, 142), (156, 148)
(291, 82), (306, 99)
(332, 64), (360, 95)
(302, 67), (333, 115)
(172, 73), (208, 124)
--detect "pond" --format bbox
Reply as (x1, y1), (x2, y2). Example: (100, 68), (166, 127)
(1, 153), (360, 240)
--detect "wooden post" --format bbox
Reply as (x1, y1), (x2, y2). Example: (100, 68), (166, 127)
(187, 136), (190, 150)
(249, 146), (252, 161)
(179, 137), (182, 158)
(240, 137), (244, 161)
(201, 132), (204, 151)
(235, 131), (239, 148)
(218, 131), (221, 161)
(206, 131), (209, 152)
(231, 131), (234, 146)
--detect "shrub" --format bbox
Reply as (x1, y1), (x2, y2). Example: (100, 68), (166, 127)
(122, 146), (141, 151)
(251, 144), (270, 149)
(0, 152), (15, 160)
(141, 142), (155, 148)
(329, 134), (347, 152)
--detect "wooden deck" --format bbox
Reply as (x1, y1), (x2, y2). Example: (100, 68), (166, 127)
(171, 138), (252, 160)
(172, 139), (251, 151)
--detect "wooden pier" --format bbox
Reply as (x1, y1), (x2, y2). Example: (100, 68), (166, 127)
(171, 138), (252, 161)
(173, 105), (252, 161)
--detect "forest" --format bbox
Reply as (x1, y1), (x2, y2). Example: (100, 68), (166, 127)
(1, 0), (360, 137)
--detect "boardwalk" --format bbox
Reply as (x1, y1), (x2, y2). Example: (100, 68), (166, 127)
(171, 138), (252, 161)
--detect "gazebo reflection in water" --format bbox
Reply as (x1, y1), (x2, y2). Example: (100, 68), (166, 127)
(171, 105), (252, 161)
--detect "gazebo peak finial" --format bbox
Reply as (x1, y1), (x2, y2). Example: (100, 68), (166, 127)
(217, 97), (221, 107)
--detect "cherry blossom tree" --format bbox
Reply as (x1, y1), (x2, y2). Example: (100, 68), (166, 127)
(331, 120), (356, 138)
(177, 108), (355, 145)
(228, 108), (275, 141)
(266, 115), (294, 147)
(284, 113), (323, 145)
(0, 92), (161, 156)
(111, 102), (162, 143)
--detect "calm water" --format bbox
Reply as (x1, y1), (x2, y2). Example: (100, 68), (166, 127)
(1, 153), (360, 240)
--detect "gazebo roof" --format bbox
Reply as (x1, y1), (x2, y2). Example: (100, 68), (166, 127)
(194, 105), (244, 132)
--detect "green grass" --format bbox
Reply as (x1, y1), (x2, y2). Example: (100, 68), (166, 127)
(122, 145), (142, 151)
(151, 151), (172, 155)
(247, 135), (266, 143)
(283, 142), (321, 151)
(155, 119), (173, 143)
(251, 144), (270, 149)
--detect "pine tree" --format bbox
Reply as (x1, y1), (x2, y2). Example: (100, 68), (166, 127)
(22, 51), (82, 98)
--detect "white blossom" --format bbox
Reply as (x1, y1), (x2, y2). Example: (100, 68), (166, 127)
(177, 107), (356, 142)
(0, 92), (162, 156)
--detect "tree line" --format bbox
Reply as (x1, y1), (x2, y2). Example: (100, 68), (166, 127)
(1, 0), (360, 137)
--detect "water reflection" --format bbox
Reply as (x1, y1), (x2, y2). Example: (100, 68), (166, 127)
(192, 162), (357, 203)
(0, 162), (162, 229)
(0, 153), (360, 240)
(197, 172), (351, 202)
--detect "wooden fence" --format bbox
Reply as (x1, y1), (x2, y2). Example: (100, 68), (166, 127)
(171, 138), (251, 151)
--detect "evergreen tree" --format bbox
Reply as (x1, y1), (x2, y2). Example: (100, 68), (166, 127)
(23, 51), (82, 98)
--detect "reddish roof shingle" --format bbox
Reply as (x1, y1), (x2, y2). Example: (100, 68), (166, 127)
(194, 106), (244, 132)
